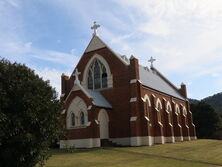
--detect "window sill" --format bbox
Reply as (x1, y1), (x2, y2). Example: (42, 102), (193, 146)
(67, 125), (87, 129)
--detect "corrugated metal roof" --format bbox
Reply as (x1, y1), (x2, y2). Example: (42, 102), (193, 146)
(139, 65), (185, 100)
(85, 89), (112, 108)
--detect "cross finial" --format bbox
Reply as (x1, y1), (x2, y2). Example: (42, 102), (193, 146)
(73, 68), (81, 84)
(91, 21), (100, 36)
(148, 56), (156, 68)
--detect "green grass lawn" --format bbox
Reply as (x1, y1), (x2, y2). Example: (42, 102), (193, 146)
(45, 139), (222, 167)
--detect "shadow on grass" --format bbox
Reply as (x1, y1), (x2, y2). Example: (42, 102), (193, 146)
(49, 148), (102, 155)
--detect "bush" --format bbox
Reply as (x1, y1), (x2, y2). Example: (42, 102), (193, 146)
(0, 59), (63, 167)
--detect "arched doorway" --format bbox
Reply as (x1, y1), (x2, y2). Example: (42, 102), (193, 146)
(98, 109), (109, 139)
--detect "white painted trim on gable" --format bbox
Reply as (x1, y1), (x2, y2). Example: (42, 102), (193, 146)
(85, 36), (106, 53)
(130, 97), (137, 102)
(130, 79), (137, 84)
(130, 116), (137, 121)
(60, 138), (100, 148)
(65, 83), (92, 103)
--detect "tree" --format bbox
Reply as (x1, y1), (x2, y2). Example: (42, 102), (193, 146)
(190, 101), (222, 139)
(0, 59), (63, 167)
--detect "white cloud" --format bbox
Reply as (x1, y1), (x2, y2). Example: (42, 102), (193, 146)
(34, 67), (71, 96)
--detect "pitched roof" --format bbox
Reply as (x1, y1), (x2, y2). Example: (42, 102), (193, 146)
(77, 35), (185, 101)
(85, 88), (112, 109)
(84, 35), (129, 65)
(139, 65), (185, 100)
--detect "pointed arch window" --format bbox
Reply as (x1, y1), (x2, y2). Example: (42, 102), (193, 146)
(167, 105), (172, 124)
(176, 107), (181, 125)
(80, 112), (85, 125)
(71, 113), (75, 126)
(157, 102), (162, 123)
(145, 99), (151, 120)
(87, 59), (108, 90)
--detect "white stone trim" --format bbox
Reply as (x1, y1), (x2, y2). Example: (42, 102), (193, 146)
(154, 136), (165, 144)
(82, 53), (113, 89)
(192, 123), (196, 127)
(151, 94), (156, 98)
(141, 97), (145, 102)
(165, 136), (175, 143)
(183, 136), (191, 141)
(95, 120), (99, 124)
(87, 105), (92, 110)
(61, 109), (66, 115)
(143, 94), (151, 106)
(190, 136), (197, 140)
(60, 138), (100, 148)
(66, 96), (88, 129)
(144, 116), (149, 121)
(169, 123), (173, 127)
(87, 121), (91, 126)
(138, 80), (142, 83)
(175, 136), (183, 142)
(158, 121), (163, 127)
(130, 79), (137, 84)
(130, 136), (154, 146)
(130, 97), (137, 102)
(130, 116), (137, 121)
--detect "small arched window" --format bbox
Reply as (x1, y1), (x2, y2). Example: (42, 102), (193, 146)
(87, 59), (108, 90)
(176, 107), (181, 125)
(157, 102), (162, 123)
(80, 112), (85, 125)
(145, 99), (150, 120)
(167, 105), (172, 124)
(71, 113), (75, 126)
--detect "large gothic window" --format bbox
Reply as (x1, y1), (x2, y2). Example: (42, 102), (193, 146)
(88, 59), (108, 90)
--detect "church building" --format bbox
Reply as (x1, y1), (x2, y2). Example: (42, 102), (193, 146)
(60, 22), (196, 148)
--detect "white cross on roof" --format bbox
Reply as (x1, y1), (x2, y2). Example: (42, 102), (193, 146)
(73, 68), (81, 84)
(91, 21), (100, 36)
(148, 56), (156, 68)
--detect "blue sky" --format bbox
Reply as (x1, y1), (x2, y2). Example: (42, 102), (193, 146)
(1, 0), (222, 100)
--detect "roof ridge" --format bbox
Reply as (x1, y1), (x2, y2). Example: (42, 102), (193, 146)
(151, 67), (184, 97)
